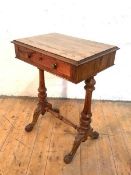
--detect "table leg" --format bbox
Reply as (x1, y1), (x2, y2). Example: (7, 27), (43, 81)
(25, 69), (51, 132)
(64, 76), (99, 164)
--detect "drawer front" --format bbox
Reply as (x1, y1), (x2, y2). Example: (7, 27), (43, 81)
(15, 45), (73, 79)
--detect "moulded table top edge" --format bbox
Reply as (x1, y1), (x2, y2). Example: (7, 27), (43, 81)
(12, 40), (119, 66)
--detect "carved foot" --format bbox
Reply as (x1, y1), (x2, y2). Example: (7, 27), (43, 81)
(64, 154), (73, 164)
(25, 105), (41, 132)
(25, 123), (34, 132)
(89, 131), (99, 139)
(64, 133), (84, 164)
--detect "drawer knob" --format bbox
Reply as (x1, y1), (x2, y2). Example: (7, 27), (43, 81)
(51, 63), (57, 69)
(28, 52), (33, 58)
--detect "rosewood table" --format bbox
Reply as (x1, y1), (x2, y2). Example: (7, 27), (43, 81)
(12, 33), (119, 164)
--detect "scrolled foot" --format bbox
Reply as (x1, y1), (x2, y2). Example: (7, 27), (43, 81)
(25, 123), (34, 132)
(64, 154), (73, 164)
(89, 131), (99, 139)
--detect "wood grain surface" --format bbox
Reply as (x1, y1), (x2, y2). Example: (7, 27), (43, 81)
(13, 33), (119, 65)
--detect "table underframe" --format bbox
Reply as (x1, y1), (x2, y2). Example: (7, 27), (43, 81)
(25, 69), (99, 164)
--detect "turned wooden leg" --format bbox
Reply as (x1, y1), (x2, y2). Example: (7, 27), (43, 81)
(25, 69), (50, 132)
(64, 76), (99, 164)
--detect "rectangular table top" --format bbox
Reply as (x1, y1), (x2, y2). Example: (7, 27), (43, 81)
(13, 33), (119, 66)
(13, 33), (119, 83)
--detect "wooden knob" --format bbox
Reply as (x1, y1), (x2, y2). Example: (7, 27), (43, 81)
(51, 63), (57, 69)
(28, 52), (33, 58)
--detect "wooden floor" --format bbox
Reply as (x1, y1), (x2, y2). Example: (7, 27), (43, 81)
(0, 97), (130, 175)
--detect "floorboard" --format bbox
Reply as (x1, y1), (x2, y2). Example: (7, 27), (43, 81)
(0, 98), (130, 175)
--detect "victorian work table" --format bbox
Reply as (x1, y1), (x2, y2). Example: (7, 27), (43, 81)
(12, 33), (119, 164)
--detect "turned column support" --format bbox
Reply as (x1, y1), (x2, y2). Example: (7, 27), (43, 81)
(79, 77), (96, 134)
(64, 76), (99, 164)
(25, 69), (79, 132)
(25, 69), (51, 132)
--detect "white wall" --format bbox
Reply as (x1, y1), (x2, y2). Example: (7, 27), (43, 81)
(0, 0), (131, 100)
